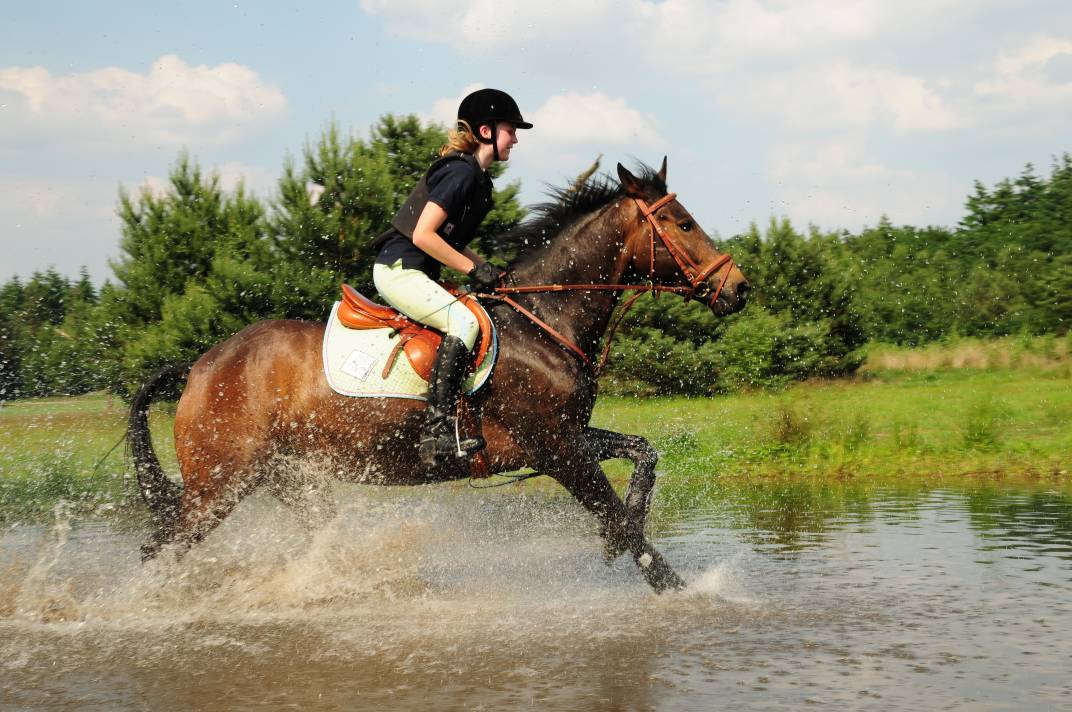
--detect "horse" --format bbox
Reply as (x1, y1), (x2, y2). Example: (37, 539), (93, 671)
(127, 160), (750, 593)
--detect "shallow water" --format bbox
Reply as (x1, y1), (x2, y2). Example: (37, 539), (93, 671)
(2, 483), (1071, 711)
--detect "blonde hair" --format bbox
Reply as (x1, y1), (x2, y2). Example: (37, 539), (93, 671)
(440, 119), (481, 156)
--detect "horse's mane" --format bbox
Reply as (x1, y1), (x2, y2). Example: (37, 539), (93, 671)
(502, 164), (667, 268)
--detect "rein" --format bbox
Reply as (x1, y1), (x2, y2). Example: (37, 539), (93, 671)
(482, 194), (737, 375)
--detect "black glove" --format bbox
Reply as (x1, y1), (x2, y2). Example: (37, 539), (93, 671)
(467, 262), (501, 291)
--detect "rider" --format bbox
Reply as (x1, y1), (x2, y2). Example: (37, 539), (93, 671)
(372, 88), (532, 468)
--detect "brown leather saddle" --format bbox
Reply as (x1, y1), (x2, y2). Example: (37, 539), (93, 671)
(336, 284), (494, 381)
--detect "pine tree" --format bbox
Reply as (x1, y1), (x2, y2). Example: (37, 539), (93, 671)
(111, 154), (270, 325)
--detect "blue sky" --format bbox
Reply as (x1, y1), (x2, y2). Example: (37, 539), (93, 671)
(2, 0), (1071, 284)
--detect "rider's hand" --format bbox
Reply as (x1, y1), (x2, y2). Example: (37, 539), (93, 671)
(467, 262), (502, 292)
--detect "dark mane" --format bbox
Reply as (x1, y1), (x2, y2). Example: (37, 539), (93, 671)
(501, 164), (667, 267)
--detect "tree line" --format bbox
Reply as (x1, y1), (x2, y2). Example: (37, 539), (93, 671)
(1, 114), (1069, 399)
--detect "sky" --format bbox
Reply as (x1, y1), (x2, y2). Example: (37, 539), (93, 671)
(2, 0), (1071, 284)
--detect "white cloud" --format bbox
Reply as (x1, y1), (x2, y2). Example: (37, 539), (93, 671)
(724, 61), (959, 133)
(993, 34), (1072, 77)
(365, 0), (966, 140)
(0, 54), (287, 148)
(628, 0), (882, 72)
(975, 34), (1072, 103)
(361, 0), (614, 52)
(361, 0), (957, 68)
(769, 137), (965, 229)
(529, 92), (663, 145)
(360, 0), (883, 60)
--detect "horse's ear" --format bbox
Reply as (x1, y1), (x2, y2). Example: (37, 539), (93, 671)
(617, 163), (645, 197)
(657, 156), (667, 184)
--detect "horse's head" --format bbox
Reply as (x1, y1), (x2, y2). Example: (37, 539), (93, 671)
(617, 159), (749, 316)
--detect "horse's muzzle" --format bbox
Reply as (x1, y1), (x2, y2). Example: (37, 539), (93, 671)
(711, 281), (749, 315)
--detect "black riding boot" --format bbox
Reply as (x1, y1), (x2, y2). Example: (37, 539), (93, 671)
(419, 335), (485, 468)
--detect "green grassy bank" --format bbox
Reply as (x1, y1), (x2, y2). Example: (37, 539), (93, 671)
(596, 367), (1069, 485)
(1, 366), (1070, 520)
(0, 394), (175, 520)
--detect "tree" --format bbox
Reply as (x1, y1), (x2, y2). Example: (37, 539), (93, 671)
(0, 277), (23, 398)
(111, 154), (271, 326)
(20, 269), (71, 326)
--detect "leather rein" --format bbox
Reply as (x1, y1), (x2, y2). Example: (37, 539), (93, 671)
(479, 193), (736, 375)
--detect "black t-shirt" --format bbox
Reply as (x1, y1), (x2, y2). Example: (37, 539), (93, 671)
(426, 159), (482, 216)
(375, 159), (492, 278)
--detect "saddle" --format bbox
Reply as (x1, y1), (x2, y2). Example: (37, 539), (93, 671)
(336, 284), (493, 381)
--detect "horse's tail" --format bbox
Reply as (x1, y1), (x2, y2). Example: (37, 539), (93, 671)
(127, 363), (191, 526)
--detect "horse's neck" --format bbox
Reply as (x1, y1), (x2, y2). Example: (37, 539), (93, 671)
(507, 206), (632, 357)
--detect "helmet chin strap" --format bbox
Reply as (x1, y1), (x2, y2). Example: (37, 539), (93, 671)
(477, 123), (500, 162)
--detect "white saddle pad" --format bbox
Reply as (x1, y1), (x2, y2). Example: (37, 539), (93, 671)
(321, 301), (497, 400)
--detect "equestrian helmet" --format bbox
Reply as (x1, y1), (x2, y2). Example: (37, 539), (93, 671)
(458, 88), (533, 133)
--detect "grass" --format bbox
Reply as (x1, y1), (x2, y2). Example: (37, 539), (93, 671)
(1, 361), (1070, 521)
(0, 392), (175, 520)
(591, 367), (1072, 489)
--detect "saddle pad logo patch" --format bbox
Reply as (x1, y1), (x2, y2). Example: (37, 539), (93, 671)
(340, 349), (377, 381)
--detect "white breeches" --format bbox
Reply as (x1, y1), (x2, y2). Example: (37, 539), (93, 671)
(373, 260), (479, 350)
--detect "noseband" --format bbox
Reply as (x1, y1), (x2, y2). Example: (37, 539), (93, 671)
(481, 192), (738, 373)
(633, 193), (735, 307)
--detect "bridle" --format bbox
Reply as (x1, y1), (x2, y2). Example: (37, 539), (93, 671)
(633, 193), (734, 307)
(480, 193), (738, 374)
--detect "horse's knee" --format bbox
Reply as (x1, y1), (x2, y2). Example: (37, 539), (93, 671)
(630, 436), (658, 470)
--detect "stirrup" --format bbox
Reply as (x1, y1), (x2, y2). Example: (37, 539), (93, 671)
(419, 431), (485, 467)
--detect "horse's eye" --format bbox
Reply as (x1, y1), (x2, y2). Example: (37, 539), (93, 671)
(679, 220), (693, 232)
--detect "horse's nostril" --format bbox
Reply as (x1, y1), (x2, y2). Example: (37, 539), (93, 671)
(736, 283), (750, 302)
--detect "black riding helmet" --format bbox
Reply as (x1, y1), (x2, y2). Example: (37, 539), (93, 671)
(457, 88), (533, 161)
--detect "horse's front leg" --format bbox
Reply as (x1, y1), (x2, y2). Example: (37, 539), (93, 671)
(584, 426), (659, 561)
(540, 440), (684, 594)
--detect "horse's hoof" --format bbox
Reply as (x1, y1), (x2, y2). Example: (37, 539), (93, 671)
(638, 551), (687, 593)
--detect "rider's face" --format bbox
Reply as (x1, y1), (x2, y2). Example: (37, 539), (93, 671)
(481, 122), (518, 160)
(496, 122), (518, 160)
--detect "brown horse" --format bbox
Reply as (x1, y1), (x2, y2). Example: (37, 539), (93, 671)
(127, 160), (749, 593)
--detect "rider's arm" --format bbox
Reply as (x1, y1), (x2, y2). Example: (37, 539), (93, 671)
(411, 202), (476, 274)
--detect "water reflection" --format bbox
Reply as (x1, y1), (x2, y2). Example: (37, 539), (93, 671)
(674, 481), (1072, 565)
(964, 489), (1072, 560)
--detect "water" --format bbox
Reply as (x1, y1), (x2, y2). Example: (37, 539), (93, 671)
(2, 484), (1071, 711)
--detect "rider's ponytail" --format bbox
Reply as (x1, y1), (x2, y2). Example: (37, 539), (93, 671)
(441, 119), (481, 156)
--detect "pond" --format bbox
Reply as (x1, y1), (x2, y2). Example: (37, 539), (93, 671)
(2, 482), (1070, 710)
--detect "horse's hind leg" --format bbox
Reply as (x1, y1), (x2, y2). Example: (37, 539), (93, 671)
(164, 456), (265, 556)
(584, 426), (659, 562)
